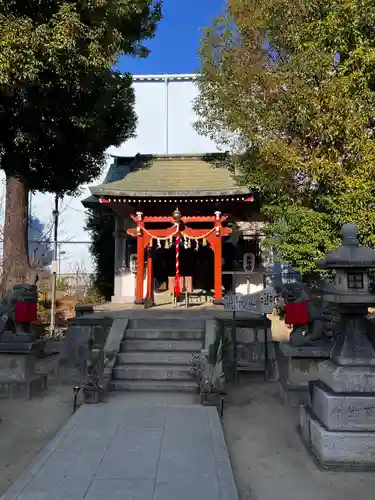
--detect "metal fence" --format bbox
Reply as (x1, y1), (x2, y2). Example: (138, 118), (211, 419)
(38, 272), (94, 300)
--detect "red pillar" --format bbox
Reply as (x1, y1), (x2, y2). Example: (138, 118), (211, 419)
(214, 237), (223, 301)
(213, 212), (223, 302)
(135, 212), (145, 303)
(145, 246), (154, 304)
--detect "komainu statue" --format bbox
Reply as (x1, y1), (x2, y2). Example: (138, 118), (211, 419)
(279, 283), (339, 347)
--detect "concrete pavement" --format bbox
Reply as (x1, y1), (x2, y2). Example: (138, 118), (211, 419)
(1, 393), (238, 500)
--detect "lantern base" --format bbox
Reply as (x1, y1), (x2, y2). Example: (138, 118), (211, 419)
(319, 360), (375, 393)
(311, 380), (375, 431)
(300, 404), (375, 469)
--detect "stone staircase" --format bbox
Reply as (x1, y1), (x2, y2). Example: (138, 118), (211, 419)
(111, 317), (205, 392)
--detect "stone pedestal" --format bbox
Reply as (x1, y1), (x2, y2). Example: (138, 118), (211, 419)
(221, 317), (277, 380)
(0, 349), (47, 399)
(59, 317), (113, 384)
(300, 359), (375, 468)
(276, 341), (332, 406)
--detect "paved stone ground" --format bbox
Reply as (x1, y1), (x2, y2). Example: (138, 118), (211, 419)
(1, 393), (238, 500)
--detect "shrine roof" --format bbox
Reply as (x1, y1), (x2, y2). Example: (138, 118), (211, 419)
(89, 154), (250, 199)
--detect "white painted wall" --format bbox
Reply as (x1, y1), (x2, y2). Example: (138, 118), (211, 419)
(0, 74), (219, 273)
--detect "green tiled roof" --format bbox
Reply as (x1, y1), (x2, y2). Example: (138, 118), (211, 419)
(89, 155), (249, 198)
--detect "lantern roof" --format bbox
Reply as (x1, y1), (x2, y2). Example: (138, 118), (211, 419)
(317, 224), (375, 269)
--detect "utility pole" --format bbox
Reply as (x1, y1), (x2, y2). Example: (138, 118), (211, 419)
(50, 194), (59, 336)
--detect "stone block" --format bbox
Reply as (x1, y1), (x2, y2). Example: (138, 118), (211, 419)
(59, 318), (113, 382)
(0, 375), (47, 400)
(125, 329), (204, 340)
(276, 342), (328, 389)
(0, 353), (36, 381)
(128, 317), (205, 330)
(277, 382), (310, 408)
(224, 325), (272, 344)
(312, 381), (375, 431)
(124, 339), (202, 352)
(114, 365), (190, 381)
(304, 406), (375, 467)
(104, 319), (127, 359)
(75, 304), (94, 317)
(85, 479), (154, 500)
(95, 428), (162, 480)
(319, 360), (375, 393)
(117, 351), (192, 365)
(278, 342), (332, 358)
(299, 404), (311, 444)
(35, 353), (59, 375)
(276, 341), (331, 407)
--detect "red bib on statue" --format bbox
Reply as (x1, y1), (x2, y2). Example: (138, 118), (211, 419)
(14, 301), (37, 323)
(284, 302), (309, 326)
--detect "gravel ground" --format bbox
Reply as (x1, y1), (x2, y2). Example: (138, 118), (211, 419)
(223, 379), (375, 500)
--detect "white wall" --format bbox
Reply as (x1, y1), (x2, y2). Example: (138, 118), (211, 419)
(0, 74), (219, 273)
(109, 74), (219, 157)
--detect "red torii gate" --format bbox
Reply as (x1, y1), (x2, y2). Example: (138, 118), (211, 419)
(127, 210), (232, 304)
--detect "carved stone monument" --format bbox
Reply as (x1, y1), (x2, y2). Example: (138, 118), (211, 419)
(300, 223), (375, 467)
(0, 284), (47, 399)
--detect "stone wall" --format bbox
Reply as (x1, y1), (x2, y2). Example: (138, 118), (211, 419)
(59, 315), (113, 384)
(213, 316), (276, 381)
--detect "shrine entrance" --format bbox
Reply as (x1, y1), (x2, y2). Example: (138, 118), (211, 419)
(153, 245), (214, 292)
(127, 209), (232, 304)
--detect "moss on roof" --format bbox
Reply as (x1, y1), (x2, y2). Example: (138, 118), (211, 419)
(89, 155), (249, 198)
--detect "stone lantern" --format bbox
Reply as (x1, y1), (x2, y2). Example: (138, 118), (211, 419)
(300, 223), (375, 467)
(316, 223), (375, 366)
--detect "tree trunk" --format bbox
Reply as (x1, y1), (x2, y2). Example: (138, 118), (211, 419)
(2, 170), (31, 294)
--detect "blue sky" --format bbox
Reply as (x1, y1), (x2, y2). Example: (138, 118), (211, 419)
(116, 0), (225, 75)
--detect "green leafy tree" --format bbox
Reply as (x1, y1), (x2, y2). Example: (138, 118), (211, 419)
(195, 0), (375, 275)
(85, 211), (115, 301)
(0, 0), (161, 290)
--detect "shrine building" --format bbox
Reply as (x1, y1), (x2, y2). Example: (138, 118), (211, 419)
(83, 153), (268, 305)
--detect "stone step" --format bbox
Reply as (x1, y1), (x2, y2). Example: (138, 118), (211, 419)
(125, 329), (204, 340)
(117, 351), (194, 365)
(113, 364), (191, 381)
(111, 379), (198, 392)
(121, 339), (203, 352)
(128, 318), (205, 330)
